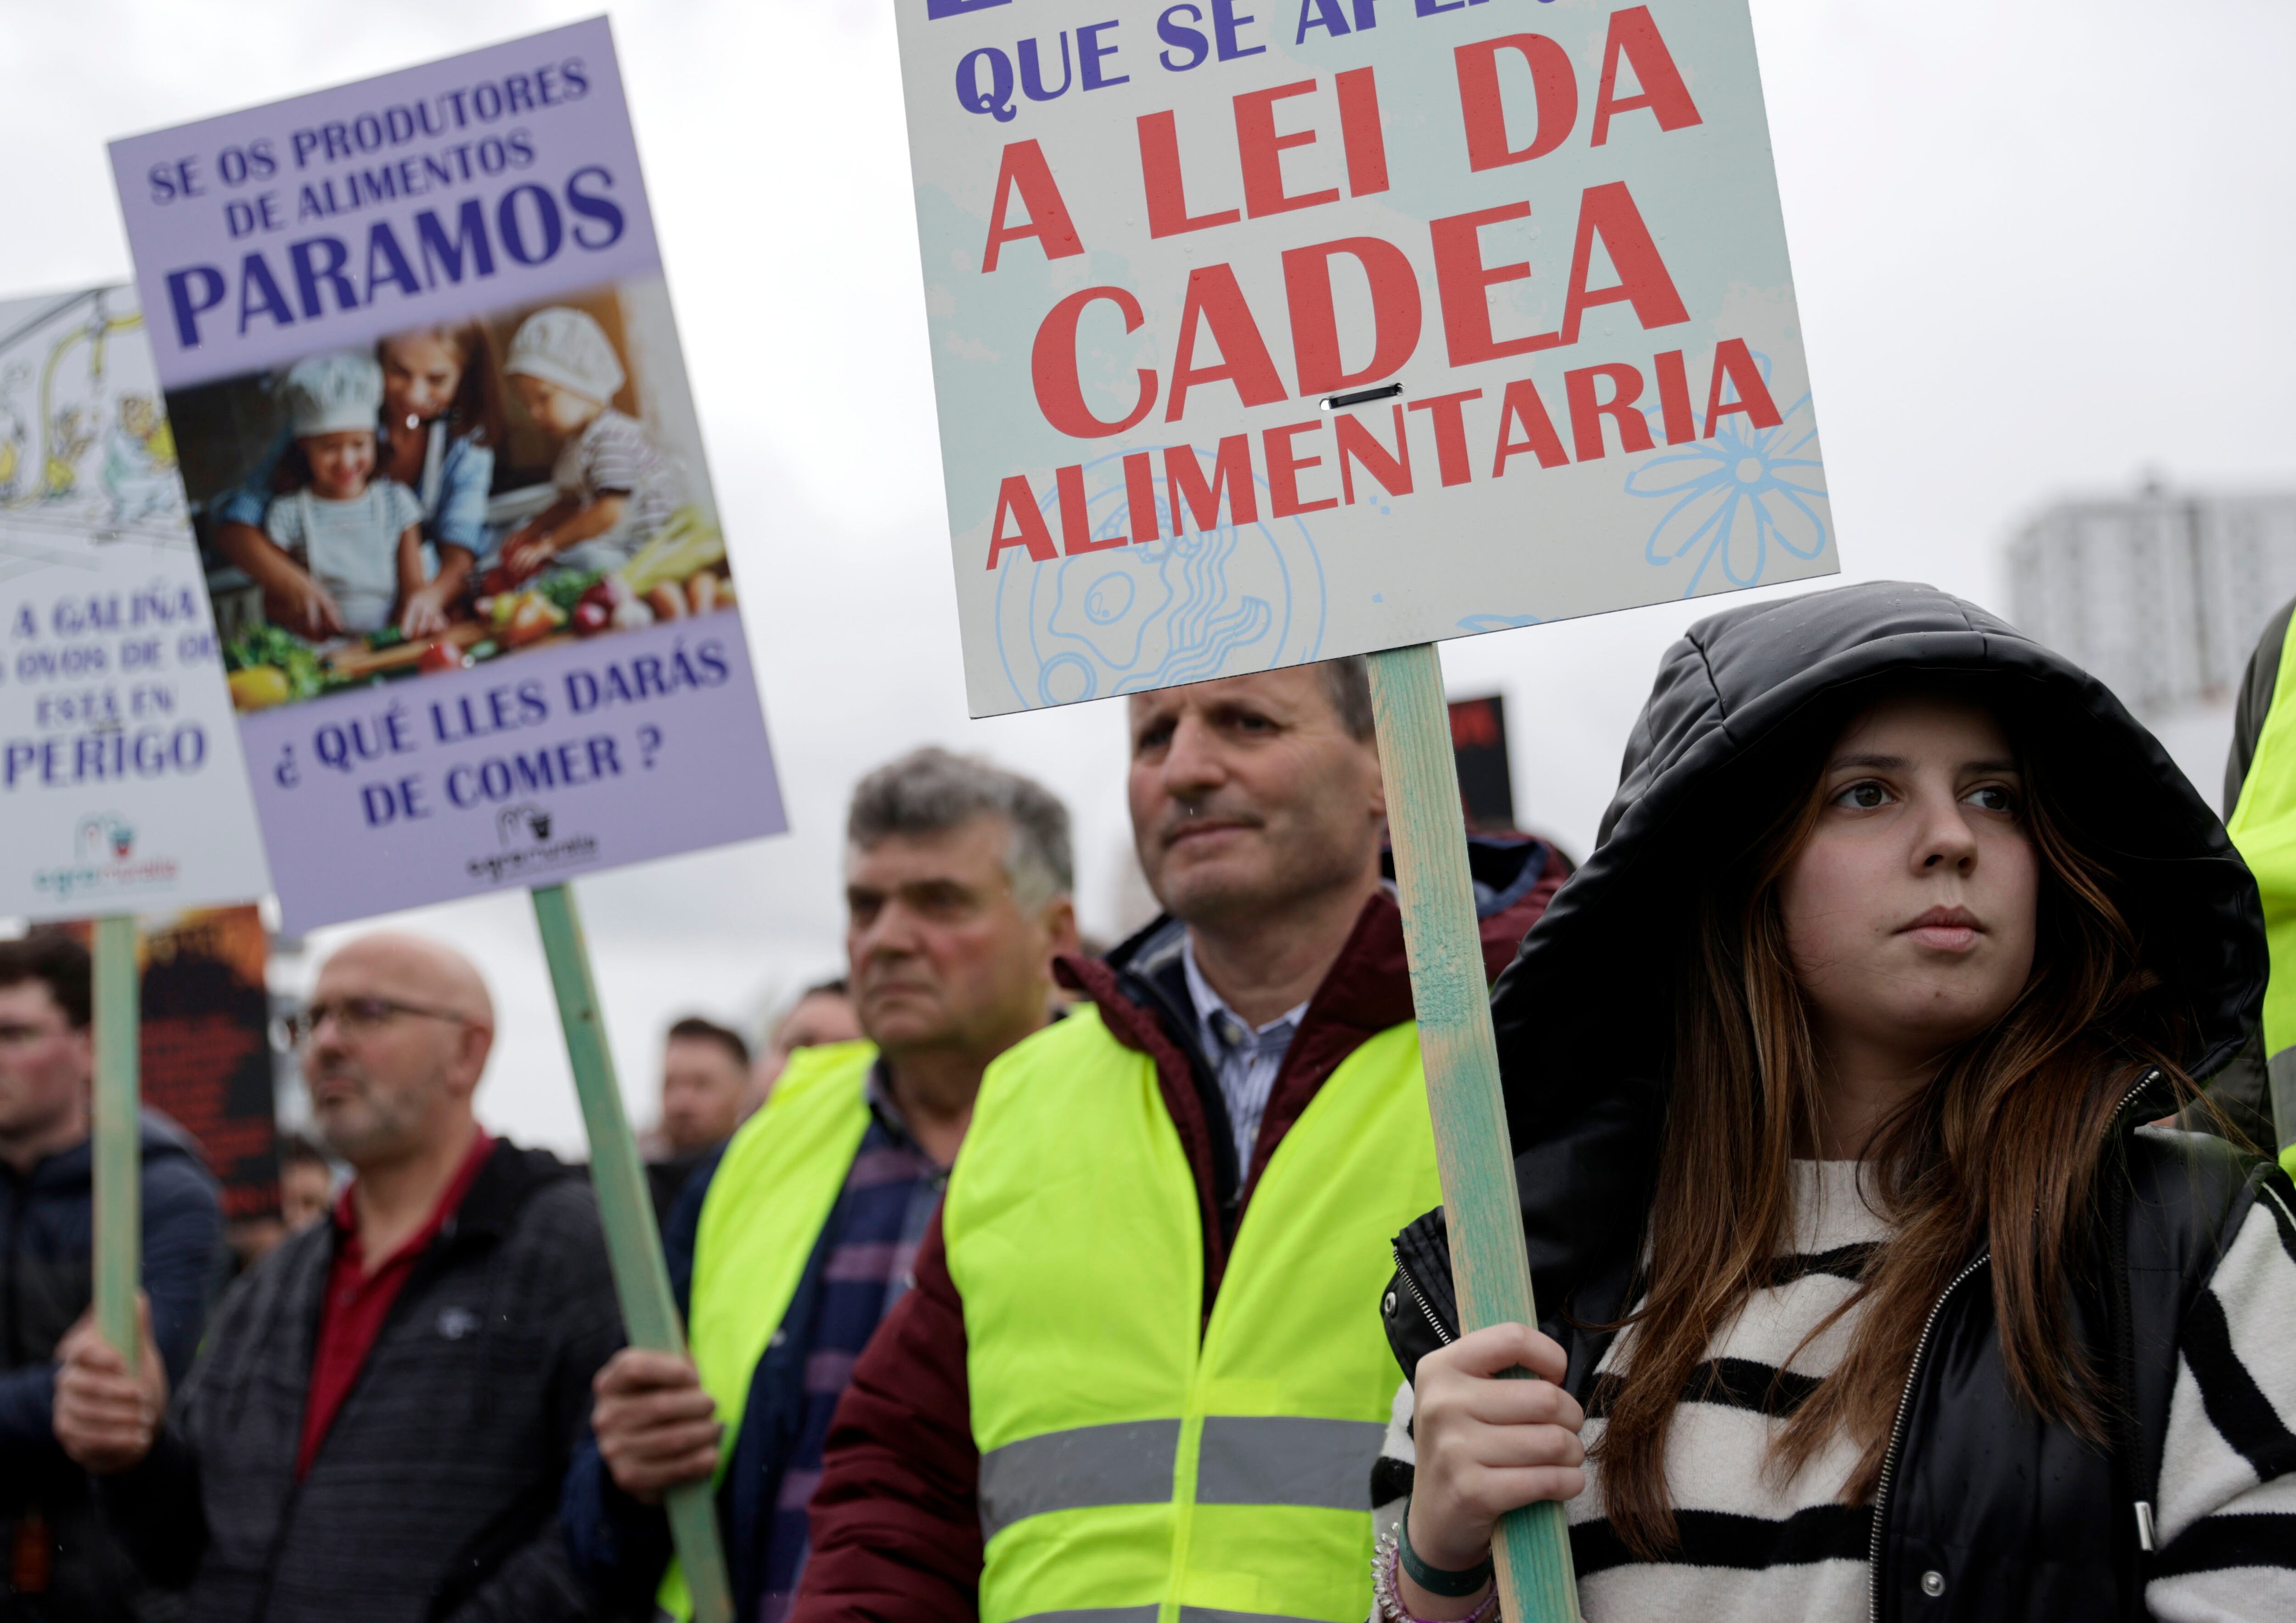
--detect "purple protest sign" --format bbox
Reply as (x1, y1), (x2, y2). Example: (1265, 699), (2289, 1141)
(110, 17), (784, 932)
(242, 613), (780, 927)
(111, 18), (661, 388)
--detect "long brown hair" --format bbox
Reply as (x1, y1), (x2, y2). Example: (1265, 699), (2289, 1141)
(1593, 680), (2199, 1558)
(377, 320), (506, 450)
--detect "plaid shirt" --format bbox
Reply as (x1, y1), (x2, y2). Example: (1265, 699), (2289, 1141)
(749, 1065), (945, 1620)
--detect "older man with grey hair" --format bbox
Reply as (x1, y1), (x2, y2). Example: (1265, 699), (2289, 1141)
(562, 746), (1076, 1620)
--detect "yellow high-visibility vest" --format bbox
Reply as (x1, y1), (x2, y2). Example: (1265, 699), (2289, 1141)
(657, 1040), (877, 1618)
(945, 1005), (1441, 1623)
(2225, 611), (2296, 1176)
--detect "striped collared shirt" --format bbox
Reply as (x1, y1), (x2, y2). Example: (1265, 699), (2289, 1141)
(1182, 936), (1308, 1175)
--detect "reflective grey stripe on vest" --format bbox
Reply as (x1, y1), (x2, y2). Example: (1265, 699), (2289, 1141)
(1194, 1415), (1387, 1510)
(980, 1415), (1386, 1541)
(979, 1419), (1182, 1541)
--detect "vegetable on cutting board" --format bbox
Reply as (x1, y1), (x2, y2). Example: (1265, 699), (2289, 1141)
(228, 667), (292, 711)
(224, 623), (331, 702)
(538, 569), (603, 613)
(621, 507), (726, 595)
(504, 594), (568, 648)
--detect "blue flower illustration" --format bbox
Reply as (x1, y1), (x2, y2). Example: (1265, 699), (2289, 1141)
(1625, 357), (1826, 596)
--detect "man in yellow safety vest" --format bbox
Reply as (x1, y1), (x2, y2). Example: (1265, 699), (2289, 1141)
(558, 747), (1076, 1620)
(793, 659), (1567, 1623)
(2220, 599), (2296, 1168)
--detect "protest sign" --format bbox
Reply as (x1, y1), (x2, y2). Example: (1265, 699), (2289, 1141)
(110, 24), (755, 1612)
(0, 289), (269, 1376)
(0, 287), (270, 920)
(895, 5), (1831, 1614)
(109, 16), (783, 937)
(1448, 692), (1514, 831)
(139, 907), (281, 1234)
(897, 0), (1832, 718)
(58, 904), (281, 1227)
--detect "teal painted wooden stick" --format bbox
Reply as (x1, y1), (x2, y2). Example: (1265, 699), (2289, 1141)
(1367, 644), (1580, 1623)
(531, 883), (733, 1623)
(92, 914), (141, 1369)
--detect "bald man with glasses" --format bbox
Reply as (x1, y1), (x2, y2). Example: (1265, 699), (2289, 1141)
(54, 932), (622, 1623)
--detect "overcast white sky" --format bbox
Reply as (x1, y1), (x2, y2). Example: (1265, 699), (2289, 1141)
(4, 0), (2290, 1151)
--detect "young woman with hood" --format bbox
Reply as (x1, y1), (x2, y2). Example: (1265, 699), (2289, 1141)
(1372, 582), (2296, 1622)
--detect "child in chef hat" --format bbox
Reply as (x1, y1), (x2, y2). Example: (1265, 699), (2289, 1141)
(498, 306), (686, 579)
(263, 351), (427, 635)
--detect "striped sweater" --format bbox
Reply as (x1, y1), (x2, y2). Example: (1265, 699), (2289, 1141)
(1376, 1160), (2296, 1621)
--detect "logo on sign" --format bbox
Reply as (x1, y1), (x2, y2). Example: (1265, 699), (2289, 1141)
(77, 813), (135, 859)
(465, 801), (598, 886)
(498, 804), (554, 847)
(32, 811), (179, 900)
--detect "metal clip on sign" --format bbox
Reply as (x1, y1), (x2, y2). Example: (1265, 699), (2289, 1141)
(1368, 645), (1581, 1623)
(533, 882), (735, 1623)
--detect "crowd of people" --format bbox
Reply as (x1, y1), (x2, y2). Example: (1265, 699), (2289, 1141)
(4, 579), (2294, 1622)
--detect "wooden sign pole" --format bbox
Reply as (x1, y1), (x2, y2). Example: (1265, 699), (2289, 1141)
(531, 882), (733, 1623)
(91, 915), (142, 1369)
(1367, 644), (1580, 1623)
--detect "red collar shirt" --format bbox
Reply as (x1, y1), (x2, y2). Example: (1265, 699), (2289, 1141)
(296, 1131), (494, 1480)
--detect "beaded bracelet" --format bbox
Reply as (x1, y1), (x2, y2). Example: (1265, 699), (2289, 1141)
(1371, 1524), (1501, 1623)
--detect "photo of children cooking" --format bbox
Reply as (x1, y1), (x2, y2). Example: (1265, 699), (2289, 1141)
(171, 276), (732, 714)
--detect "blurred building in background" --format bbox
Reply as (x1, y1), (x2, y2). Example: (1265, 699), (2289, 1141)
(2009, 480), (2296, 804)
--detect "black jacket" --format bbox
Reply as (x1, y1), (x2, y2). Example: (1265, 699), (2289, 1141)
(2, 1112), (220, 1623)
(1383, 581), (2286, 1621)
(97, 1140), (621, 1623)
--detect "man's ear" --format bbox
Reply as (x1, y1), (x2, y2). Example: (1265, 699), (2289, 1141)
(1364, 739), (1389, 821)
(452, 1021), (495, 1095)
(1042, 896), (1081, 965)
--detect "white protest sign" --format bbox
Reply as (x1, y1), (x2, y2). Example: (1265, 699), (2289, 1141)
(895, 0), (1835, 716)
(0, 288), (271, 919)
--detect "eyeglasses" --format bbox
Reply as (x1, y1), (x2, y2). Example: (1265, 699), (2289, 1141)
(280, 997), (471, 1049)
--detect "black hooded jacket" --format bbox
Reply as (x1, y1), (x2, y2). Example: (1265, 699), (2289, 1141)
(1382, 582), (2286, 1621)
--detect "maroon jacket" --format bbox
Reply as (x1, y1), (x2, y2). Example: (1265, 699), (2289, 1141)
(793, 839), (1564, 1621)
